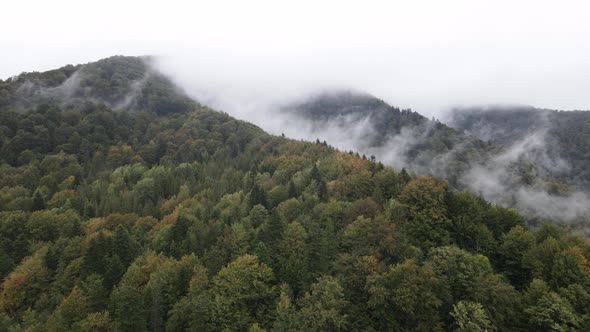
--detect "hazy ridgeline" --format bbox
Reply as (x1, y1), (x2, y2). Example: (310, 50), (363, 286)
(151, 59), (590, 227)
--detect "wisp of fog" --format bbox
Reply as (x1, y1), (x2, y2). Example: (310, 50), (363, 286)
(4, 0), (590, 223)
(150, 55), (590, 223)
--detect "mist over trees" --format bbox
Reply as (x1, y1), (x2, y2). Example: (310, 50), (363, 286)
(270, 91), (590, 229)
(0, 56), (589, 331)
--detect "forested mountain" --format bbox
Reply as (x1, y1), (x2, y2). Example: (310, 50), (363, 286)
(449, 106), (590, 190)
(0, 56), (196, 115)
(284, 91), (590, 224)
(0, 56), (589, 331)
(284, 91), (498, 187)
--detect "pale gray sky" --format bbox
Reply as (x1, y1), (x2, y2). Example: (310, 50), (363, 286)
(3, 0), (590, 115)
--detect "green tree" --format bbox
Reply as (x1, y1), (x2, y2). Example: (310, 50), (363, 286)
(498, 225), (535, 287)
(451, 301), (493, 332)
(81, 274), (108, 311)
(74, 311), (116, 332)
(427, 246), (519, 329)
(272, 284), (298, 332)
(297, 276), (349, 331)
(525, 292), (580, 332)
(523, 237), (561, 284)
(427, 246), (493, 301)
(367, 259), (444, 331)
(395, 176), (451, 249)
(46, 286), (89, 331)
(109, 264), (147, 332)
(0, 246), (49, 315)
(31, 189), (46, 211)
(210, 254), (276, 331)
(166, 264), (212, 332)
(277, 222), (309, 293)
(250, 184), (267, 208)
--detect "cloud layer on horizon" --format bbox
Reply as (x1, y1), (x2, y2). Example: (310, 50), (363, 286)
(3, 0), (590, 116)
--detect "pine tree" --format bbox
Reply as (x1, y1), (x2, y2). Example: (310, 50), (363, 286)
(288, 181), (298, 198)
(112, 225), (137, 265)
(32, 190), (45, 211)
(310, 164), (321, 183)
(400, 168), (411, 183)
(318, 180), (328, 202)
(249, 184), (267, 208)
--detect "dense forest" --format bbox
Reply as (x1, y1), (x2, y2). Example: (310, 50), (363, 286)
(449, 106), (590, 190)
(285, 91), (590, 225)
(285, 91), (498, 188)
(0, 56), (589, 331)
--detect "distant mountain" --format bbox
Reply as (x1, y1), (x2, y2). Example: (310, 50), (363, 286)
(2, 57), (589, 222)
(283, 91), (590, 223)
(283, 90), (497, 186)
(1, 56), (589, 331)
(448, 106), (590, 190)
(0, 56), (259, 167)
(0, 55), (196, 115)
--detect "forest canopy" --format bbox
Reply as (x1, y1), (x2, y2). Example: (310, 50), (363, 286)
(0, 56), (589, 331)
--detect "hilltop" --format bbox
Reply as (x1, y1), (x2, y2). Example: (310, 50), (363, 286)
(0, 56), (589, 331)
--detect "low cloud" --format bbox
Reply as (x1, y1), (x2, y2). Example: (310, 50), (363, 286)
(153, 57), (590, 223)
(15, 71), (83, 105)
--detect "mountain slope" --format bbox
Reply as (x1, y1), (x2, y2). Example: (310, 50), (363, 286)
(282, 90), (590, 223)
(0, 56), (589, 331)
(448, 106), (590, 189)
(0, 55), (196, 115)
(283, 90), (498, 186)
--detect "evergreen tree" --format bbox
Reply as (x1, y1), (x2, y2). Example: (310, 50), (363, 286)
(288, 181), (298, 198)
(249, 184), (267, 208)
(32, 190), (45, 211)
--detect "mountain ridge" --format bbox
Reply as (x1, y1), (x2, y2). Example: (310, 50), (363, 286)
(0, 56), (196, 115)
(4, 56), (589, 222)
(281, 89), (590, 224)
(1, 55), (590, 331)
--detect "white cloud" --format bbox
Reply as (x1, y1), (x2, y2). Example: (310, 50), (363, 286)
(4, 1), (590, 221)
(2, 0), (590, 115)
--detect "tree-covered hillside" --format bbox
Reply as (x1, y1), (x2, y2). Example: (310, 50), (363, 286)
(285, 91), (498, 188)
(0, 56), (196, 115)
(0, 57), (589, 331)
(284, 91), (590, 225)
(449, 106), (590, 190)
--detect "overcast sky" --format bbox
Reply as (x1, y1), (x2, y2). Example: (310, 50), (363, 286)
(3, 0), (590, 115)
